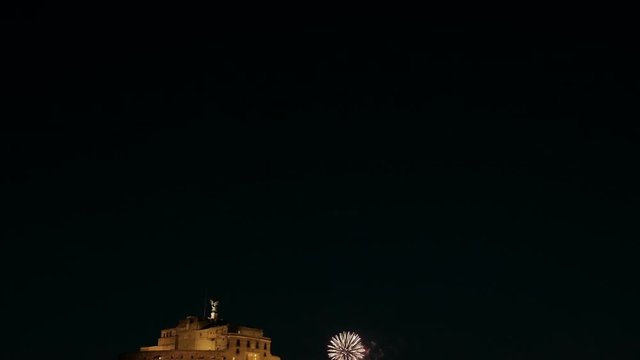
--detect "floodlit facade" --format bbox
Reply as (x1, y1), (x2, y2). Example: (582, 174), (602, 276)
(119, 303), (281, 360)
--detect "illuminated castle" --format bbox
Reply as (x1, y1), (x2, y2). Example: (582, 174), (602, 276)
(119, 301), (281, 360)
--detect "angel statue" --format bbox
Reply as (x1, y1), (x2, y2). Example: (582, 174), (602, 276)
(209, 300), (220, 321)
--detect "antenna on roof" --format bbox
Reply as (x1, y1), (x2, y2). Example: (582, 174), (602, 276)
(203, 287), (208, 318)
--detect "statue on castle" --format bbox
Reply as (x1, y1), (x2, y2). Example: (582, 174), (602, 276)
(208, 299), (220, 321)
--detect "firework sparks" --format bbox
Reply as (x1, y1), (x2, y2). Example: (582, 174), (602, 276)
(327, 331), (366, 360)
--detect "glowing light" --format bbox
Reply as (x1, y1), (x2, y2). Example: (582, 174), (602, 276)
(327, 331), (366, 360)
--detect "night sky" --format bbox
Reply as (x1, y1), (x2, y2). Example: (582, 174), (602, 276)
(2, 5), (639, 360)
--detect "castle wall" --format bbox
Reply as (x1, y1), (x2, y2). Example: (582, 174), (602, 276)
(120, 350), (281, 360)
(140, 345), (175, 351)
(120, 350), (226, 360)
(158, 337), (176, 347)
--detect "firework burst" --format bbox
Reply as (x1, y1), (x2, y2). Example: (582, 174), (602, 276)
(327, 331), (366, 360)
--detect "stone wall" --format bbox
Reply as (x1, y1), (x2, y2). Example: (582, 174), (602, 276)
(119, 350), (227, 360)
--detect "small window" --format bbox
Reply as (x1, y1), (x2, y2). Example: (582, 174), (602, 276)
(236, 349), (240, 354)
(247, 341), (250, 347)
(263, 344), (267, 350)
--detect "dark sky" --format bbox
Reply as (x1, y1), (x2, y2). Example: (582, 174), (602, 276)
(1, 4), (639, 360)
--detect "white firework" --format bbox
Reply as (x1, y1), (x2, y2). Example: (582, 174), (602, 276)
(327, 331), (366, 360)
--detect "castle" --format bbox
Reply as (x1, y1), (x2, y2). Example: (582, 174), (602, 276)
(119, 301), (281, 360)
